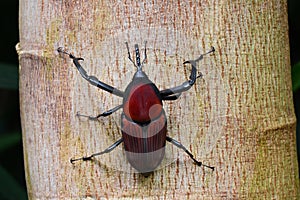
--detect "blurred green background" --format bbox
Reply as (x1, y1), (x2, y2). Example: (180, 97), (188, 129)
(0, 1), (299, 199)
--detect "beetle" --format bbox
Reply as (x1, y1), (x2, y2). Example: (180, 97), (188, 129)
(57, 42), (215, 175)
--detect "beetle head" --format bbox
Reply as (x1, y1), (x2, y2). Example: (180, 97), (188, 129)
(125, 41), (147, 72)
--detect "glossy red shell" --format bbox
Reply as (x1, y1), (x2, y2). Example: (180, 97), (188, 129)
(123, 81), (163, 123)
(121, 112), (167, 173)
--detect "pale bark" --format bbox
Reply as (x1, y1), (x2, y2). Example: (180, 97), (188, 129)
(18, 0), (299, 199)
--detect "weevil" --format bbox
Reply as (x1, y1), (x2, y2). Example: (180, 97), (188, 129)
(57, 42), (215, 176)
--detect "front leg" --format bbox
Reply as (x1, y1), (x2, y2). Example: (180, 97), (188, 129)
(160, 46), (215, 98)
(57, 47), (124, 97)
(162, 93), (182, 100)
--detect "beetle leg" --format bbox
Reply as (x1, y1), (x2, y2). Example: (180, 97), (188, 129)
(160, 47), (215, 97)
(57, 47), (124, 97)
(162, 93), (182, 101)
(166, 136), (214, 171)
(76, 104), (122, 121)
(70, 138), (123, 163)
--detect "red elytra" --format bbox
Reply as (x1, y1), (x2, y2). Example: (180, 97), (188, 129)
(58, 42), (215, 176)
(122, 111), (167, 172)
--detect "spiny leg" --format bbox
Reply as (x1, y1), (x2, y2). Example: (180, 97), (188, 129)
(183, 47), (215, 82)
(76, 104), (122, 121)
(194, 46), (216, 62)
(70, 138), (123, 163)
(160, 47), (215, 97)
(57, 47), (124, 97)
(166, 136), (214, 170)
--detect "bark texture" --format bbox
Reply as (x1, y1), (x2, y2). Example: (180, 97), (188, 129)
(18, 0), (299, 199)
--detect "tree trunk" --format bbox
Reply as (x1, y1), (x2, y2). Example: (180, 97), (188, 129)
(18, 0), (299, 199)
